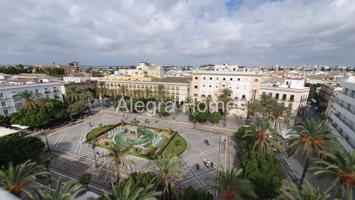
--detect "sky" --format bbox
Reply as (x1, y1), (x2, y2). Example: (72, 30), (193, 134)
(0, 0), (355, 66)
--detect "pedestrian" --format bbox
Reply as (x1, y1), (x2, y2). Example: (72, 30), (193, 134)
(203, 158), (207, 166)
(211, 161), (214, 168)
(196, 163), (200, 170)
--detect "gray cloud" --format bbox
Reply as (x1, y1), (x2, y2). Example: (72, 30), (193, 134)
(0, 0), (354, 66)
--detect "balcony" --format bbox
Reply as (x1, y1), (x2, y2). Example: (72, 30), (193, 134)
(44, 90), (51, 94)
(330, 114), (355, 150)
(333, 101), (355, 117)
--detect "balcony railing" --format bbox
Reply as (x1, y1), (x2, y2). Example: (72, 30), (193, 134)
(333, 112), (355, 133)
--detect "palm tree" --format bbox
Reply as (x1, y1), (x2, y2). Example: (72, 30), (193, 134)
(37, 178), (85, 200)
(98, 142), (132, 182)
(97, 81), (107, 108)
(13, 90), (36, 111)
(216, 168), (257, 200)
(119, 85), (128, 97)
(0, 160), (48, 198)
(102, 178), (161, 200)
(185, 96), (193, 113)
(286, 118), (337, 188)
(65, 86), (81, 103)
(205, 96), (212, 113)
(246, 101), (259, 123)
(312, 150), (355, 200)
(270, 101), (291, 131)
(243, 121), (284, 154)
(218, 88), (233, 127)
(35, 98), (54, 113)
(151, 155), (187, 200)
(156, 84), (166, 101)
(257, 94), (275, 120)
(279, 180), (331, 200)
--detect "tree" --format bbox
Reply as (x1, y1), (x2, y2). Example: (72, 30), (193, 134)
(208, 112), (222, 124)
(287, 118), (336, 188)
(98, 142), (132, 182)
(312, 150), (355, 200)
(0, 160), (48, 198)
(216, 168), (257, 200)
(156, 84), (166, 101)
(243, 121), (284, 154)
(0, 135), (45, 167)
(205, 96), (212, 113)
(279, 181), (331, 200)
(218, 88), (233, 127)
(152, 155), (187, 200)
(185, 96), (193, 113)
(0, 115), (10, 127)
(13, 90), (36, 112)
(270, 101), (291, 131)
(181, 186), (214, 200)
(69, 102), (89, 115)
(102, 178), (161, 200)
(246, 101), (259, 123)
(97, 81), (107, 108)
(37, 178), (85, 200)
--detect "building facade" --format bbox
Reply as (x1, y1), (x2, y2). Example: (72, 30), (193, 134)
(190, 71), (263, 115)
(0, 82), (63, 116)
(119, 61), (165, 79)
(260, 77), (309, 113)
(101, 77), (190, 103)
(328, 78), (355, 151)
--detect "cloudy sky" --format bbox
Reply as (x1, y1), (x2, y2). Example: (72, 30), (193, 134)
(0, 0), (355, 66)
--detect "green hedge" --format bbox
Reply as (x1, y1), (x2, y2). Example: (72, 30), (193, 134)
(85, 124), (117, 142)
(162, 134), (187, 157)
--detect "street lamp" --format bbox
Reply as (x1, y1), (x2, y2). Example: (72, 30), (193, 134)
(92, 143), (98, 168)
(42, 129), (51, 152)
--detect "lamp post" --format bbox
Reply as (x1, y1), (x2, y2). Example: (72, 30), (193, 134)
(92, 143), (98, 168)
(42, 129), (50, 152)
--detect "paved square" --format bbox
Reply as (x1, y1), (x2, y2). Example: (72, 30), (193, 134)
(47, 111), (225, 194)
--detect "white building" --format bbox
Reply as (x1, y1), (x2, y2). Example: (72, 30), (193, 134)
(328, 77), (355, 151)
(190, 71), (263, 115)
(260, 77), (309, 113)
(0, 82), (63, 116)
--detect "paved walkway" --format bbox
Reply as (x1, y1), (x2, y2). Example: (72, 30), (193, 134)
(43, 110), (235, 195)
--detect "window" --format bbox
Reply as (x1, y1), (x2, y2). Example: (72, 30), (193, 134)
(237, 78), (240, 81)
(203, 85), (205, 87)
(194, 85), (198, 89)
(216, 77), (219, 80)
(4, 110), (9, 116)
(269, 93), (272, 96)
(210, 77), (212, 80)
(0, 93), (3, 98)
(262, 92), (266, 96)
(195, 77), (198, 80)
(242, 95), (246, 100)
(230, 78), (233, 81)
(275, 93), (279, 99)
(209, 85), (212, 87)
(282, 94), (287, 100)
(288, 103), (293, 108)
(223, 78), (226, 80)
(1, 102), (5, 107)
(254, 79), (259, 82)
(203, 77), (206, 80)
(290, 95), (294, 102)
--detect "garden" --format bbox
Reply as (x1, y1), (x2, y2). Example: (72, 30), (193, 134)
(85, 122), (187, 159)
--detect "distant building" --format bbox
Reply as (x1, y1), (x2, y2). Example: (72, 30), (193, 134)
(63, 72), (92, 83)
(0, 82), (63, 116)
(118, 61), (165, 79)
(260, 77), (310, 113)
(328, 77), (355, 151)
(64, 61), (80, 75)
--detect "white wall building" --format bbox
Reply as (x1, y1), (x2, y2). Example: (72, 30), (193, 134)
(190, 71), (263, 115)
(328, 77), (355, 151)
(0, 82), (63, 116)
(260, 77), (309, 113)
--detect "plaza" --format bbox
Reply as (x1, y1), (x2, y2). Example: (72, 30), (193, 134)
(45, 110), (228, 194)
